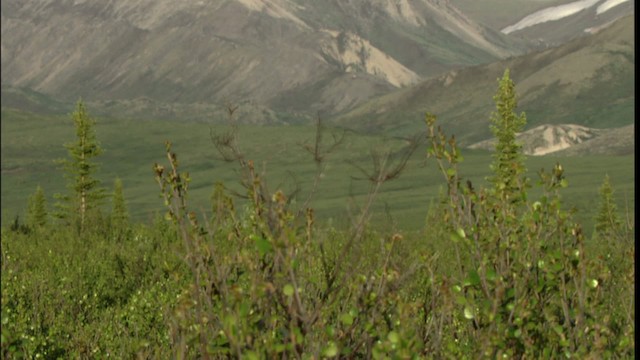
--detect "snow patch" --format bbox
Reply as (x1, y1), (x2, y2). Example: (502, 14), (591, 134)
(235, 0), (309, 28)
(501, 0), (600, 34)
(584, 18), (617, 33)
(596, 0), (630, 14)
(380, 0), (424, 26)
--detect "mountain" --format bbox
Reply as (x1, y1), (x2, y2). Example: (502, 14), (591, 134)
(501, 0), (634, 47)
(452, 0), (634, 48)
(333, 15), (634, 147)
(1, 0), (526, 122)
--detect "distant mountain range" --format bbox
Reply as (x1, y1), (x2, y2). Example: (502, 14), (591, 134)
(1, 1), (634, 155)
(2, 0), (633, 122)
(1, 0), (528, 120)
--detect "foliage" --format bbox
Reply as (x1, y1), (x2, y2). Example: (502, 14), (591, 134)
(110, 177), (129, 240)
(594, 174), (621, 238)
(1, 226), (185, 358)
(26, 185), (47, 230)
(54, 100), (106, 231)
(489, 69), (528, 203)
(1, 73), (634, 358)
(424, 69), (633, 358)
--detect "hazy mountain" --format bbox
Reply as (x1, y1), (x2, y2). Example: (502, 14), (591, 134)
(501, 0), (633, 47)
(334, 15), (634, 149)
(452, 0), (633, 48)
(1, 0), (526, 122)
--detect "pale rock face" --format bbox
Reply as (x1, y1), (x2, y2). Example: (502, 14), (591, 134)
(319, 30), (420, 88)
(468, 124), (606, 156)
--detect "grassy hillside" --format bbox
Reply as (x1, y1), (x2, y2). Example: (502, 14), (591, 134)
(334, 15), (634, 145)
(1, 107), (633, 233)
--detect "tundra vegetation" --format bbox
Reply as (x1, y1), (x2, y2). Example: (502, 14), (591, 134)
(1, 70), (634, 359)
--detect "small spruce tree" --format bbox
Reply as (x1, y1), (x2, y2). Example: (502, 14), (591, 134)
(489, 69), (528, 202)
(111, 178), (129, 232)
(594, 174), (620, 238)
(54, 100), (106, 231)
(26, 185), (48, 229)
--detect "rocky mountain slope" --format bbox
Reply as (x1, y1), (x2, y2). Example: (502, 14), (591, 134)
(334, 15), (634, 147)
(553, 124), (634, 156)
(1, 0), (526, 122)
(467, 122), (635, 157)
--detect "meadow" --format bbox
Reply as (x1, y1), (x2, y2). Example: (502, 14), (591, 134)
(0, 108), (633, 233)
(0, 81), (635, 357)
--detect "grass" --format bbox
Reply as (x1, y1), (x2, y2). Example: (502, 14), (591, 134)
(1, 107), (634, 235)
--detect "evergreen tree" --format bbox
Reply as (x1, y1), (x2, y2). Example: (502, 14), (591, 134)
(111, 177), (129, 231)
(26, 185), (48, 229)
(55, 100), (106, 231)
(594, 174), (620, 237)
(489, 69), (528, 202)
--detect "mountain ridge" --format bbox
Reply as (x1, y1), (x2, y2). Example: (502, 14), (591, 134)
(1, 0), (526, 121)
(333, 14), (634, 148)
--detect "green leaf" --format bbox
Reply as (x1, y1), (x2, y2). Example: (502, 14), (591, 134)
(553, 325), (564, 336)
(243, 351), (259, 360)
(239, 301), (250, 317)
(325, 325), (335, 337)
(466, 270), (481, 287)
(486, 268), (497, 282)
(339, 313), (354, 326)
(464, 306), (475, 320)
(283, 284), (294, 297)
(323, 341), (338, 357)
(387, 331), (400, 344)
(253, 235), (272, 256)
